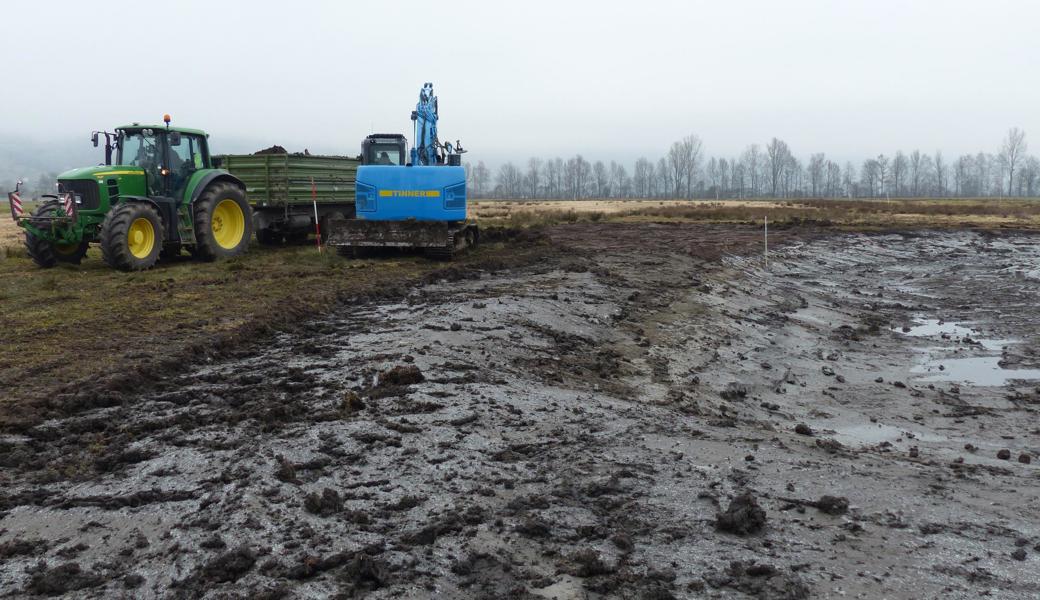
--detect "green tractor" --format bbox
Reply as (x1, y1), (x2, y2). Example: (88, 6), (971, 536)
(8, 115), (252, 271)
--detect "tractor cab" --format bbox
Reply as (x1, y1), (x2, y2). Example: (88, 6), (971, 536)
(116, 122), (212, 197)
(361, 134), (407, 166)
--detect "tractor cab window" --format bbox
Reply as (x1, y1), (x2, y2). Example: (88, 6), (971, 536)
(119, 130), (163, 195)
(169, 133), (206, 194)
(120, 130), (162, 171)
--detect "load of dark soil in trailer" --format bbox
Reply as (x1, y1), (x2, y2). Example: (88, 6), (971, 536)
(253, 145), (288, 155)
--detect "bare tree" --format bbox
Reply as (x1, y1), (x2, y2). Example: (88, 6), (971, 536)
(592, 160), (609, 198)
(843, 162), (856, 198)
(876, 154), (889, 198)
(807, 153), (825, 197)
(718, 158), (730, 199)
(1000, 127), (1027, 196)
(655, 158), (670, 199)
(732, 159), (746, 199)
(495, 162), (522, 198)
(682, 135), (704, 199)
(861, 159), (879, 197)
(975, 152), (991, 196)
(524, 158), (543, 199)
(609, 161), (627, 198)
(667, 141), (687, 198)
(1020, 156), (1040, 197)
(543, 158), (559, 198)
(908, 150), (923, 196)
(825, 161), (841, 197)
(574, 155), (591, 199)
(742, 144), (762, 196)
(766, 138), (791, 197)
(473, 161), (490, 198)
(933, 151), (947, 196)
(954, 155), (971, 196)
(633, 157), (653, 198)
(891, 151), (908, 196)
(707, 157), (721, 199)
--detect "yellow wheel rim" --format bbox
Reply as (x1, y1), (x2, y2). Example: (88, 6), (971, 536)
(212, 199), (246, 250)
(127, 218), (155, 259)
(53, 243), (80, 256)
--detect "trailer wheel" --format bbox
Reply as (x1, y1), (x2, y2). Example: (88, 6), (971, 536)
(100, 202), (164, 271)
(23, 202), (89, 267)
(194, 182), (253, 261)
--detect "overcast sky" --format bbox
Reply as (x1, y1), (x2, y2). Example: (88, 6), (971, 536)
(2, 0), (1037, 168)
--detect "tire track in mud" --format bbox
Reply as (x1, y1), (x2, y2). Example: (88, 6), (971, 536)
(1, 225), (1039, 599)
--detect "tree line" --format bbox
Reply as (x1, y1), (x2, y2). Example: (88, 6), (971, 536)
(467, 128), (1038, 200)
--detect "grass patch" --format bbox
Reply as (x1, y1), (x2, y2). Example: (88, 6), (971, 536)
(0, 237), (550, 430)
(473, 198), (1040, 229)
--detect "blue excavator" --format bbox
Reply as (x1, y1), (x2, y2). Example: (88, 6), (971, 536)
(326, 83), (477, 258)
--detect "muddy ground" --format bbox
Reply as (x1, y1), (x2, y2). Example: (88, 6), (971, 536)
(1, 223), (1039, 599)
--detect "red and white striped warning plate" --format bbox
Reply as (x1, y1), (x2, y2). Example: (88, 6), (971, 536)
(9, 192), (23, 217)
(63, 193), (75, 217)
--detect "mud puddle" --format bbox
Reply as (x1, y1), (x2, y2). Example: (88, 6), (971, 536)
(895, 318), (1040, 386)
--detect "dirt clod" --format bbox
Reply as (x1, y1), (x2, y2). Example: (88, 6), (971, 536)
(794, 423), (814, 436)
(566, 549), (615, 577)
(274, 456), (300, 484)
(303, 488), (343, 516)
(378, 365), (424, 387)
(198, 546), (257, 584)
(716, 492), (767, 535)
(815, 495), (850, 515)
(997, 449), (1011, 460)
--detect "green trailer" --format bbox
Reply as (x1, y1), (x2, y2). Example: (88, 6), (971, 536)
(218, 153), (360, 245)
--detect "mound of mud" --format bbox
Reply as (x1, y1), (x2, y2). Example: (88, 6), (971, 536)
(706, 561), (811, 599)
(27, 562), (105, 595)
(716, 492), (767, 535)
(378, 365), (424, 387)
(254, 145), (288, 155)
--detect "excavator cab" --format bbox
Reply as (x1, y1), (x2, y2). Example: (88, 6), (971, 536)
(361, 134), (407, 166)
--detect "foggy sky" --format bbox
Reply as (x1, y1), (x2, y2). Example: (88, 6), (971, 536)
(2, 0), (1037, 169)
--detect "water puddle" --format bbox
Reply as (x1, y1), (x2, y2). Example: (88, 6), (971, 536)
(832, 423), (946, 446)
(913, 356), (1040, 386)
(896, 318), (1040, 386)
(895, 319), (977, 339)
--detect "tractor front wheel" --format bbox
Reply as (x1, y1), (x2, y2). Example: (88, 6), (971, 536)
(100, 202), (164, 271)
(24, 201), (89, 268)
(194, 183), (252, 261)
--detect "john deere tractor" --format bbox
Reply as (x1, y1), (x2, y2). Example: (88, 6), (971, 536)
(8, 116), (252, 271)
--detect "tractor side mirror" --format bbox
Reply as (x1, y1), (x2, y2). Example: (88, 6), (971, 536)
(92, 132), (99, 147)
(169, 131), (182, 146)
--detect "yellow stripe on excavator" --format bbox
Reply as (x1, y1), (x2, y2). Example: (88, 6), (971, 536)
(378, 190), (441, 198)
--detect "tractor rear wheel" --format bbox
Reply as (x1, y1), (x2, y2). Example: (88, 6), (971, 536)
(100, 202), (164, 271)
(193, 183), (252, 261)
(24, 201), (89, 268)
